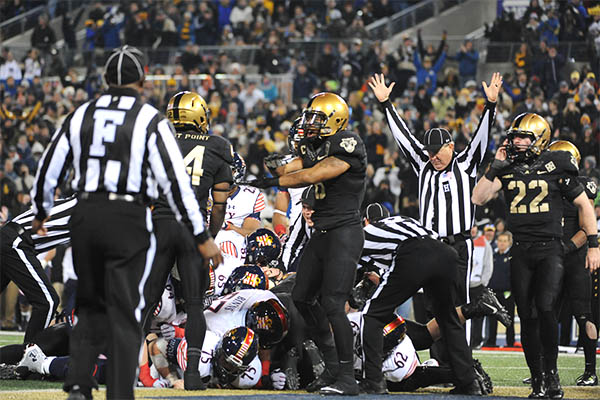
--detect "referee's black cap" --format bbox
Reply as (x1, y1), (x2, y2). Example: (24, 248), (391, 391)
(363, 203), (390, 222)
(300, 186), (316, 208)
(423, 128), (452, 154)
(104, 45), (147, 86)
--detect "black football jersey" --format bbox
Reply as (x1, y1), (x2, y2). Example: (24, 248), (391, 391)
(153, 131), (234, 219)
(307, 130), (367, 230)
(562, 175), (598, 239)
(498, 150), (583, 241)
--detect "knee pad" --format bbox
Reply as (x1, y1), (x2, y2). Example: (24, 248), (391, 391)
(575, 314), (598, 340)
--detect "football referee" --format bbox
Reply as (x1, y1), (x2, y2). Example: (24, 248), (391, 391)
(31, 45), (222, 400)
(369, 73), (502, 341)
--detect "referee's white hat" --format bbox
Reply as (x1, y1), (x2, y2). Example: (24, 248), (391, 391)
(104, 45), (147, 86)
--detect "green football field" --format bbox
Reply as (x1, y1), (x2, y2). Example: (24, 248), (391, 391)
(1, 333), (600, 399)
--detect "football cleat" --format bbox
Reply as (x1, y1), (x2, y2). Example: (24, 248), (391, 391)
(282, 347), (300, 390)
(528, 374), (546, 399)
(303, 339), (325, 379)
(449, 379), (484, 395)
(473, 359), (493, 395)
(576, 371), (598, 386)
(467, 287), (512, 327)
(307, 369), (336, 393)
(319, 377), (359, 396)
(545, 369), (563, 399)
(0, 363), (18, 380)
(17, 344), (45, 374)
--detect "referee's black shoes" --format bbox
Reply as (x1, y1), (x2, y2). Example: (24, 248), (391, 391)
(359, 378), (388, 394)
(320, 376), (360, 396)
(449, 379), (484, 395)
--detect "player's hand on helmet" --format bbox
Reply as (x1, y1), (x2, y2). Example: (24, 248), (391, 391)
(239, 176), (279, 189)
(270, 369), (286, 390)
(482, 72), (503, 103)
(495, 139), (508, 162)
(586, 247), (600, 272)
(368, 73), (395, 102)
(160, 323), (176, 340)
(198, 238), (223, 268)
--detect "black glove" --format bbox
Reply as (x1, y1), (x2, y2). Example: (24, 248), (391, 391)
(484, 158), (511, 181)
(562, 240), (578, 255)
(348, 274), (379, 311)
(239, 176), (279, 189)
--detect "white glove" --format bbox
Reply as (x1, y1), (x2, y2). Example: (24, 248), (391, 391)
(160, 324), (176, 340)
(153, 377), (172, 388)
(270, 368), (286, 390)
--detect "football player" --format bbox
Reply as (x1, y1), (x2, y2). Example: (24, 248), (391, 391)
(472, 113), (600, 399)
(244, 92), (367, 395)
(549, 141), (598, 386)
(214, 153), (266, 261)
(144, 91), (230, 389)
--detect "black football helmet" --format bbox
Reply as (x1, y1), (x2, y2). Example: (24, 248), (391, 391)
(232, 152), (247, 184)
(245, 298), (289, 349)
(245, 228), (282, 269)
(382, 314), (407, 357)
(213, 326), (259, 385)
(222, 264), (268, 295)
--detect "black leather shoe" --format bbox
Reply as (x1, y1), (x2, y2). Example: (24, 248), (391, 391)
(359, 378), (388, 394)
(449, 379), (484, 396)
(528, 374), (546, 399)
(66, 385), (92, 400)
(320, 377), (359, 396)
(545, 369), (563, 399)
(307, 369), (336, 392)
(184, 370), (206, 390)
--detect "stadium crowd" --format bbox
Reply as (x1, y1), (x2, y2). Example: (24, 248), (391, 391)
(1, 0), (600, 396)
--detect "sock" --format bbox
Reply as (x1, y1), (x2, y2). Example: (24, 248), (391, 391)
(49, 356), (69, 379)
(186, 347), (201, 374)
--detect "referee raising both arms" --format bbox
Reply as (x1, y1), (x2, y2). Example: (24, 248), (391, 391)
(368, 72), (502, 343)
(30, 45), (222, 400)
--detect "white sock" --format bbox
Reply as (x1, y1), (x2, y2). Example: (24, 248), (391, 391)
(41, 356), (56, 375)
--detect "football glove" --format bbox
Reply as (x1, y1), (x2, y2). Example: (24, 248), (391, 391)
(349, 273), (379, 311)
(239, 176), (279, 189)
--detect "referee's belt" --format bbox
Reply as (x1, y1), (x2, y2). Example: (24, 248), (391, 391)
(79, 191), (144, 205)
(440, 231), (470, 245)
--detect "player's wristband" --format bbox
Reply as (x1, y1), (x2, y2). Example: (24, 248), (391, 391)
(587, 235), (598, 248)
(484, 159), (507, 182)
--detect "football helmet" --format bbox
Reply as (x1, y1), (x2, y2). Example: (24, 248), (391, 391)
(382, 314), (407, 357)
(245, 298), (289, 349)
(505, 113), (551, 162)
(167, 91), (210, 133)
(287, 117), (304, 155)
(213, 327), (259, 385)
(232, 152), (247, 184)
(300, 92), (349, 137)
(245, 228), (282, 269)
(222, 264), (268, 295)
(548, 140), (581, 164)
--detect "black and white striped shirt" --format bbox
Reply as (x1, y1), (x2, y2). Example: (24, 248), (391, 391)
(31, 87), (206, 237)
(282, 212), (312, 270)
(10, 197), (76, 253)
(381, 100), (495, 237)
(360, 215), (437, 273)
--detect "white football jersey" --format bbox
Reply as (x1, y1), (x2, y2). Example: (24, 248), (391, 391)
(231, 356), (261, 388)
(225, 186), (266, 228)
(348, 312), (418, 381)
(215, 230), (247, 262)
(204, 289), (278, 336)
(175, 330), (220, 377)
(151, 279), (186, 330)
(213, 254), (244, 297)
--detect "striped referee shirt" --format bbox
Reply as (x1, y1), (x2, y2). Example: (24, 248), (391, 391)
(381, 100), (495, 237)
(10, 197), (76, 253)
(360, 215), (437, 274)
(31, 86), (206, 237)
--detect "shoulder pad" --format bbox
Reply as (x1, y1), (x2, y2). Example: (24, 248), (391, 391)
(578, 176), (598, 199)
(210, 135), (235, 164)
(326, 130), (365, 158)
(540, 150), (579, 175)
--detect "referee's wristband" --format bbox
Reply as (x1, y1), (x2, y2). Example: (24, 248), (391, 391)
(588, 235), (599, 248)
(195, 230), (212, 245)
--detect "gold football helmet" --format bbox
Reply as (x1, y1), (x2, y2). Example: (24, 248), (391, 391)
(300, 92), (349, 137)
(548, 140), (581, 164)
(167, 91), (210, 133)
(506, 113), (551, 161)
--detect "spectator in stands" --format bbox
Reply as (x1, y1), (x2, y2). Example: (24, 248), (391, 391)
(125, 10), (151, 48)
(417, 28), (446, 64)
(538, 8), (560, 46)
(559, 1), (587, 41)
(88, 2), (105, 22)
(195, 5), (218, 45)
(485, 231), (515, 348)
(523, 0), (544, 22)
(339, 64), (361, 99)
(30, 14), (56, 56)
(456, 40), (480, 87)
(365, 121), (388, 170)
(316, 42), (338, 80)
(180, 43), (204, 74)
(239, 81), (265, 113)
(540, 44), (565, 97)
(0, 50), (21, 82)
(230, 0), (253, 31)
(514, 43), (533, 75)
(292, 61), (317, 102)
(217, 0), (234, 32)
(413, 48), (446, 96)
(578, 125), (599, 162)
(23, 49), (42, 81)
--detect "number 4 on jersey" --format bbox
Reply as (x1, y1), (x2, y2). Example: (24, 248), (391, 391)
(184, 145), (205, 185)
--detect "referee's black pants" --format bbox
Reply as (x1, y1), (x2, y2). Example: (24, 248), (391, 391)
(511, 239), (563, 376)
(362, 238), (476, 387)
(292, 223), (363, 380)
(64, 199), (155, 399)
(142, 217), (208, 373)
(1, 223), (59, 343)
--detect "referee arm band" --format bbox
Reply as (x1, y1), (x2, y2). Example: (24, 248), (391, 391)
(195, 230), (212, 245)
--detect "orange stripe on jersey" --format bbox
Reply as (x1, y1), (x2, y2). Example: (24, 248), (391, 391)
(254, 193), (266, 213)
(383, 316), (405, 336)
